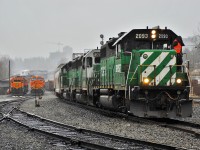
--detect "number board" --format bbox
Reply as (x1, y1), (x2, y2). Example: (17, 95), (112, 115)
(134, 32), (170, 40)
(135, 33), (149, 40)
(158, 33), (169, 40)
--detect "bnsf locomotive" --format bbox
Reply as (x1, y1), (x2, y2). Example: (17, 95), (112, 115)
(55, 27), (192, 118)
(10, 76), (28, 96)
(30, 75), (45, 95)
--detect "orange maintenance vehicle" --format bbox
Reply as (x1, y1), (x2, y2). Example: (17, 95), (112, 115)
(30, 75), (45, 95)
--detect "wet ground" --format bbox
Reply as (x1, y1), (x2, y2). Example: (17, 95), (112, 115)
(0, 94), (78, 150)
(1, 92), (200, 149)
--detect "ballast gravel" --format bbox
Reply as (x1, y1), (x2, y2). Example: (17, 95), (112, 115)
(184, 102), (200, 124)
(20, 91), (200, 149)
(0, 119), (78, 150)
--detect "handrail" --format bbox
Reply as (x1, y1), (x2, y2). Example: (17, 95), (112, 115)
(183, 63), (192, 92)
(125, 52), (132, 99)
(130, 65), (139, 82)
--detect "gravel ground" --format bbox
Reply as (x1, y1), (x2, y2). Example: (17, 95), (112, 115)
(0, 95), (9, 99)
(20, 91), (200, 149)
(0, 119), (80, 150)
(0, 95), (10, 103)
(184, 103), (200, 124)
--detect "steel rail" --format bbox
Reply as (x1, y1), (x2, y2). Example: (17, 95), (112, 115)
(0, 96), (34, 120)
(8, 108), (180, 150)
(158, 119), (200, 138)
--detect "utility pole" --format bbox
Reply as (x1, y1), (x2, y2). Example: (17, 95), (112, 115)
(9, 60), (10, 93)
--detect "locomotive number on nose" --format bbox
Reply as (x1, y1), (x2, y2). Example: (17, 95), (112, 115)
(135, 34), (148, 39)
(158, 34), (168, 39)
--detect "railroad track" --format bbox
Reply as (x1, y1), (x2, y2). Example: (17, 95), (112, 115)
(0, 113), (3, 122)
(0, 95), (34, 120)
(158, 119), (200, 138)
(0, 95), (88, 150)
(127, 116), (200, 139)
(59, 97), (200, 140)
(8, 108), (180, 150)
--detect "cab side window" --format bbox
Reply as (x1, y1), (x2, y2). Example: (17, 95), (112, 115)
(87, 57), (92, 68)
(94, 57), (100, 64)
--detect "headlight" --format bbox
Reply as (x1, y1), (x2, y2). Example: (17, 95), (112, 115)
(151, 34), (156, 39)
(151, 30), (156, 34)
(143, 78), (150, 84)
(176, 78), (182, 84)
(151, 30), (156, 39)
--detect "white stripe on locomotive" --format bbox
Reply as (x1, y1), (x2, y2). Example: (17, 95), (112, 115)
(140, 52), (153, 64)
(141, 52), (169, 85)
(166, 73), (176, 86)
(157, 56), (176, 86)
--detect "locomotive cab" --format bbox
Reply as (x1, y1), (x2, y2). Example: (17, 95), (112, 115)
(75, 49), (100, 105)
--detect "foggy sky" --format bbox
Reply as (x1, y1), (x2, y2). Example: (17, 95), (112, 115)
(0, 0), (199, 58)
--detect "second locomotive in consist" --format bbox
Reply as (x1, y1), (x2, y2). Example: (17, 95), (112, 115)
(30, 75), (45, 95)
(55, 27), (192, 118)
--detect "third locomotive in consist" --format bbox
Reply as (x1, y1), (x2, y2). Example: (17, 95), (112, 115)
(54, 27), (192, 118)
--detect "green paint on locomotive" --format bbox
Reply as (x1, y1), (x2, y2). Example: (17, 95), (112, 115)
(100, 56), (126, 89)
(93, 63), (100, 86)
(75, 67), (82, 88)
(99, 48), (189, 89)
(61, 72), (68, 88)
(100, 57), (116, 86)
(66, 68), (76, 89)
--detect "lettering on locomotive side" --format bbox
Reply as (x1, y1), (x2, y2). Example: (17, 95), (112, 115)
(116, 64), (121, 72)
(101, 66), (106, 76)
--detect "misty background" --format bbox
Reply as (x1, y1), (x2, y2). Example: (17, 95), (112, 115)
(0, 0), (200, 80)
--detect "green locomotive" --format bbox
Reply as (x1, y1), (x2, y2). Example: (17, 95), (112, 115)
(55, 27), (192, 118)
